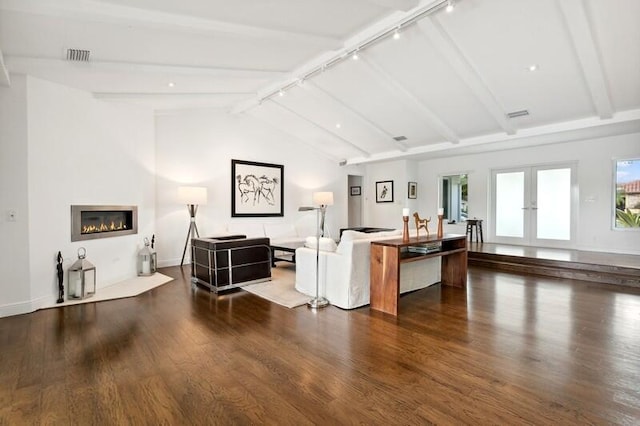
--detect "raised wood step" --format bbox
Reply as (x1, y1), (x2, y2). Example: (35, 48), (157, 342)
(468, 247), (640, 288)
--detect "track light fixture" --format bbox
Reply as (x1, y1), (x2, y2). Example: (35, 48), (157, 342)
(253, 0), (452, 108)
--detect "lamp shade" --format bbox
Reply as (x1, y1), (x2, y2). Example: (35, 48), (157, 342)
(313, 191), (334, 206)
(178, 186), (207, 205)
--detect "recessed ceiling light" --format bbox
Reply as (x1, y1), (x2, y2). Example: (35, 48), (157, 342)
(278, 90), (284, 97)
(336, 123), (342, 129)
(352, 51), (359, 60)
(393, 29), (400, 40)
(446, 1), (454, 13)
(528, 64), (538, 72)
(168, 82), (175, 87)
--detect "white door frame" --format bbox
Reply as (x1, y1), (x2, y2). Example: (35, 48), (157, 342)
(490, 162), (577, 248)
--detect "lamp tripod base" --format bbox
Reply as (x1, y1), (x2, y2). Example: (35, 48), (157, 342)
(307, 296), (329, 309)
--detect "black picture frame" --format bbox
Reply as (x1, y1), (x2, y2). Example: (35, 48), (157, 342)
(350, 186), (361, 196)
(375, 180), (394, 203)
(231, 159), (284, 217)
(408, 182), (417, 199)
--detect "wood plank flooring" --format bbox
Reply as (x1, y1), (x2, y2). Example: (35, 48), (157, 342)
(1, 265), (640, 425)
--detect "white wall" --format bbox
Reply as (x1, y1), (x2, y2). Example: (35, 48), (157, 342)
(154, 109), (356, 266)
(363, 159), (420, 229)
(0, 75), (31, 316)
(347, 174), (363, 227)
(415, 133), (640, 254)
(0, 75), (156, 317)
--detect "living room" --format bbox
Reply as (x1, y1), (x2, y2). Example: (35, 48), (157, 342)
(1, 0), (639, 423)
(2, 77), (638, 315)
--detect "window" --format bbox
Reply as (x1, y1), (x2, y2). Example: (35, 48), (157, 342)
(614, 158), (640, 229)
(440, 174), (467, 223)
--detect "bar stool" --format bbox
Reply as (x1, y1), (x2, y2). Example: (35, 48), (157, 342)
(466, 219), (483, 243)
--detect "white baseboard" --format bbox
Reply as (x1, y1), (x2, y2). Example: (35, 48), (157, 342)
(0, 294), (49, 318)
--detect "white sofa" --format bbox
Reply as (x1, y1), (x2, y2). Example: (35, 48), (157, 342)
(226, 222), (311, 245)
(295, 229), (441, 309)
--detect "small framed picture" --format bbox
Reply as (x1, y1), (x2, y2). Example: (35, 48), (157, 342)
(408, 182), (417, 199)
(350, 186), (361, 196)
(375, 180), (394, 203)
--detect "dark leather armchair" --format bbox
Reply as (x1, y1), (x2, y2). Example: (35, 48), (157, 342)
(191, 235), (272, 292)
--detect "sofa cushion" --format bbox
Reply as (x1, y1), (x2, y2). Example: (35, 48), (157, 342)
(228, 223), (265, 238)
(339, 230), (371, 242)
(264, 223), (297, 239)
(304, 236), (337, 252)
(375, 229), (402, 237)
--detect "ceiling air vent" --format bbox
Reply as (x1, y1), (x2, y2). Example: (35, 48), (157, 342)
(506, 110), (529, 119)
(393, 136), (407, 141)
(66, 48), (91, 62)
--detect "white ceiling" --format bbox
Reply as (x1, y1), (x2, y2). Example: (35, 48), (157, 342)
(1, 0), (639, 164)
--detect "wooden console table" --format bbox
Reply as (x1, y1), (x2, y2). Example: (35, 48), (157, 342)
(370, 234), (467, 316)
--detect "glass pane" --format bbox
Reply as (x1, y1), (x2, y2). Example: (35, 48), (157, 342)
(537, 168), (571, 240)
(496, 172), (524, 237)
(441, 174), (468, 223)
(615, 159), (640, 228)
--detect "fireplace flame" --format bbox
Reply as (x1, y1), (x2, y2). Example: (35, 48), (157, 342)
(82, 221), (128, 234)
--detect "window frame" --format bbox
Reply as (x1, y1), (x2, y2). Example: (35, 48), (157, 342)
(612, 157), (640, 231)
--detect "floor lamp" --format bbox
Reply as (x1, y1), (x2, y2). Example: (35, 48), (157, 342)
(178, 186), (208, 267)
(298, 191), (333, 309)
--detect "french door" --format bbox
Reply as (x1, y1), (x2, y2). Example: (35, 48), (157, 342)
(490, 163), (576, 247)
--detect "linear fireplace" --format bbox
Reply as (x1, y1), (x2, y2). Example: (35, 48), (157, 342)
(71, 205), (138, 241)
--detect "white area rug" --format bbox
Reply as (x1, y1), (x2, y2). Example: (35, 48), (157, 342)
(41, 273), (174, 309)
(242, 264), (310, 308)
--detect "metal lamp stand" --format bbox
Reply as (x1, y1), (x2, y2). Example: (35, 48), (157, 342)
(308, 205), (329, 309)
(180, 204), (200, 267)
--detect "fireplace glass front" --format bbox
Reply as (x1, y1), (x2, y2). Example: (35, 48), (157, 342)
(71, 205), (138, 241)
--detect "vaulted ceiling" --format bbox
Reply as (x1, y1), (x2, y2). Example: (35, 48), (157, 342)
(1, 0), (639, 164)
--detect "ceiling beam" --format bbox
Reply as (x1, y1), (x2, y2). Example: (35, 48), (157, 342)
(246, 111), (341, 162)
(360, 56), (459, 143)
(269, 100), (371, 157)
(345, 108), (640, 165)
(558, 0), (613, 119)
(416, 18), (516, 135)
(304, 81), (408, 151)
(0, 50), (10, 87)
(4, 55), (285, 80)
(0, 0), (339, 48)
(93, 92), (252, 100)
(231, 0), (447, 114)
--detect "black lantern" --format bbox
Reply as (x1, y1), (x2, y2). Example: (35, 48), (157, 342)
(137, 237), (157, 276)
(68, 247), (96, 299)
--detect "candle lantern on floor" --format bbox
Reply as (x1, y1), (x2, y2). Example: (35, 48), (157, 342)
(68, 247), (96, 300)
(137, 237), (157, 276)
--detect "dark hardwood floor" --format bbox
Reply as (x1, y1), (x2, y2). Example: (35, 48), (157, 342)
(2, 265), (640, 425)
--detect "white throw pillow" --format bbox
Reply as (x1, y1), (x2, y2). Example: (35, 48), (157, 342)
(339, 230), (370, 242)
(304, 236), (337, 252)
(375, 229), (402, 237)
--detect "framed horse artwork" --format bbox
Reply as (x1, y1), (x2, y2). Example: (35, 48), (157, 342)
(231, 159), (284, 217)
